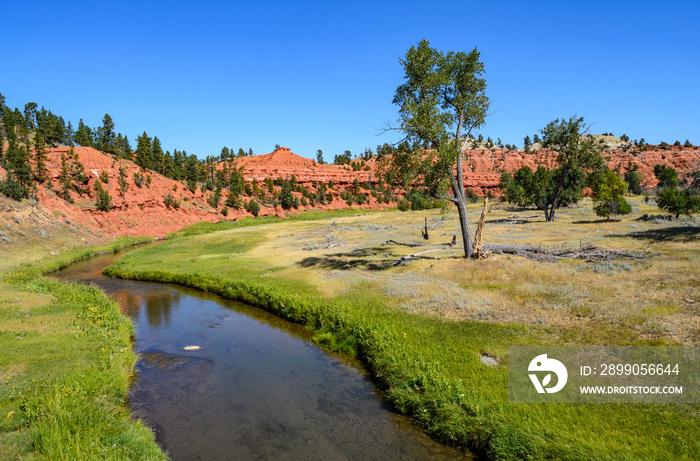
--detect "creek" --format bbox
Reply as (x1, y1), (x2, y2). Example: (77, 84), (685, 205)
(54, 253), (470, 460)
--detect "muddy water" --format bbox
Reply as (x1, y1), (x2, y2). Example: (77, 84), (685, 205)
(54, 254), (471, 460)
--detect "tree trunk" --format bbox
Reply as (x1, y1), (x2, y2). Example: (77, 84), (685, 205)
(455, 197), (473, 257)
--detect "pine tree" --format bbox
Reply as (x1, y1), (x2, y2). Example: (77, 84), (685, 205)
(152, 136), (164, 174)
(58, 152), (73, 202)
(100, 114), (116, 154)
(33, 133), (49, 183)
(118, 165), (129, 198)
(94, 180), (112, 211)
(134, 132), (153, 170)
(69, 148), (89, 195)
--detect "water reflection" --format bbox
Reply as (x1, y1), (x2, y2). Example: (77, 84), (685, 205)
(54, 254), (472, 460)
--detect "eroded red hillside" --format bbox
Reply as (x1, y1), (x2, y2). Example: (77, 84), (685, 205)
(1, 143), (698, 239)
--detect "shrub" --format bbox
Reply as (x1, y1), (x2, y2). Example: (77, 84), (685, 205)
(246, 199), (261, 217)
(0, 175), (30, 201)
(94, 181), (112, 211)
(99, 170), (109, 183)
(133, 171), (145, 187)
(163, 192), (180, 210)
(397, 198), (410, 211)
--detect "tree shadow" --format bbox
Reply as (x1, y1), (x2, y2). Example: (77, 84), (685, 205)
(296, 247), (396, 271)
(607, 226), (700, 242)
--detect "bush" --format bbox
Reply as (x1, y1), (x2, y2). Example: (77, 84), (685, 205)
(397, 198), (410, 211)
(133, 171), (145, 187)
(465, 188), (479, 203)
(0, 175), (30, 201)
(99, 170), (109, 183)
(163, 192), (180, 210)
(245, 199), (261, 217)
(94, 181), (112, 211)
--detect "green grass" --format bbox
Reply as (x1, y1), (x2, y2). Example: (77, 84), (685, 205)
(0, 238), (165, 460)
(103, 200), (699, 461)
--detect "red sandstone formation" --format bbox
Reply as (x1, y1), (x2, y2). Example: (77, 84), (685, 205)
(1, 143), (697, 239)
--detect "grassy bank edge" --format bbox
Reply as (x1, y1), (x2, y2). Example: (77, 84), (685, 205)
(2, 236), (166, 460)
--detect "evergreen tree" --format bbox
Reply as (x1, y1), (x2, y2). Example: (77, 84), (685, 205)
(118, 165), (129, 198)
(653, 164), (678, 188)
(23, 102), (37, 130)
(94, 180), (112, 211)
(33, 133), (49, 183)
(134, 132), (153, 170)
(74, 119), (94, 147)
(152, 136), (164, 174)
(69, 147), (89, 195)
(58, 152), (73, 202)
(100, 114), (116, 154)
(316, 149), (324, 164)
(624, 169), (644, 195)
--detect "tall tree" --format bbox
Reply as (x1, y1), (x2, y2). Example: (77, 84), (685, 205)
(537, 116), (602, 221)
(316, 149), (324, 164)
(381, 39), (490, 257)
(134, 132), (153, 170)
(74, 119), (94, 147)
(100, 114), (116, 154)
(151, 136), (164, 174)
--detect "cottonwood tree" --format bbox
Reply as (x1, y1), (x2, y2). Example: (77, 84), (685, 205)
(380, 39), (490, 257)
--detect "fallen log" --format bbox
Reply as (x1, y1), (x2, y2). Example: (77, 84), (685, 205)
(482, 244), (654, 262)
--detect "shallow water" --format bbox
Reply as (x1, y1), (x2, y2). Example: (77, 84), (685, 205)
(54, 253), (471, 460)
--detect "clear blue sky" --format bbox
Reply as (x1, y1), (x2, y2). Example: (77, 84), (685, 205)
(2, 0), (698, 160)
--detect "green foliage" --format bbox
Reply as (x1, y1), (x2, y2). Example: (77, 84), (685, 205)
(624, 169), (644, 195)
(536, 116), (602, 221)
(94, 180), (112, 211)
(657, 186), (700, 218)
(134, 132), (152, 170)
(500, 164), (586, 212)
(279, 182), (295, 210)
(653, 164), (678, 188)
(684, 139), (693, 148)
(591, 169), (632, 220)
(245, 198), (261, 217)
(133, 170), (145, 187)
(0, 174), (30, 200)
(207, 187), (222, 209)
(334, 150), (352, 165)
(99, 170), (109, 183)
(163, 192), (180, 209)
(383, 39), (490, 257)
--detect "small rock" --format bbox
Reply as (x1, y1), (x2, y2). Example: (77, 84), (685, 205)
(183, 345), (201, 351)
(686, 299), (695, 304)
(481, 354), (498, 367)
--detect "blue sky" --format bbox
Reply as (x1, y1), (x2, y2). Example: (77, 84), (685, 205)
(2, 0), (698, 160)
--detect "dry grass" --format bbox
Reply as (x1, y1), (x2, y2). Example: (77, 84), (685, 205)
(199, 197), (698, 345)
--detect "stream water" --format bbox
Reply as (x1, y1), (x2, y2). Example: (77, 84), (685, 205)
(54, 253), (470, 460)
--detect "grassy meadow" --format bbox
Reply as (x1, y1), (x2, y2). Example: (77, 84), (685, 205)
(0, 237), (165, 460)
(103, 197), (699, 460)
